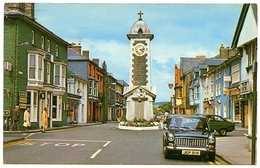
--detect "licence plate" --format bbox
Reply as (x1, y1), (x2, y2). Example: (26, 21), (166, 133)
(182, 150), (200, 155)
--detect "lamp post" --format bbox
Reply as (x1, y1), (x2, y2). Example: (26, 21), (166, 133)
(168, 83), (174, 114)
(251, 60), (257, 165)
(110, 83), (116, 121)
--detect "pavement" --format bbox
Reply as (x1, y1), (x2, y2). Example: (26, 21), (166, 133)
(2, 122), (256, 165)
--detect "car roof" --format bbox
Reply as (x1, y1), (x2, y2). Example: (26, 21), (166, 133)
(168, 114), (205, 119)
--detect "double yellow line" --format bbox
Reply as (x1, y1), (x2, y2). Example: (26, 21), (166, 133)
(3, 139), (32, 148)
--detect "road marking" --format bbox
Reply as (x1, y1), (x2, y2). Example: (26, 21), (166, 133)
(4, 139), (32, 148)
(208, 161), (214, 165)
(215, 160), (221, 165)
(29, 138), (108, 143)
(103, 141), (111, 147)
(90, 149), (102, 159)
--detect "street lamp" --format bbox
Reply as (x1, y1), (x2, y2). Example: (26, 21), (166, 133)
(110, 83), (116, 120)
(17, 41), (29, 46)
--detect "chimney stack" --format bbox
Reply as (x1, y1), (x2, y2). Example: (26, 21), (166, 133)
(71, 42), (81, 54)
(82, 50), (89, 59)
(92, 58), (99, 66)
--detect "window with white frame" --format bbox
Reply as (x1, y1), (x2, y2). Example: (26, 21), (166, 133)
(223, 103), (227, 118)
(216, 82), (221, 96)
(54, 65), (60, 85)
(62, 66), (66, 87)
(248, 42), (256, 66)
(55, 45), (59, 57)
(31, 30), (35, 45)
(223, 78), (226, 88)
(74, 81), (78, 94)
(41, 36), (44, 50)
(210, 84), (213, 98)
(82, 84), (85, 99)
(54, 65), (66, 87)
(46, 62), (50, 84)
(178, 88), (182, 98)
(89, 80), (93, 95)
(223, 69), (227, 88)
(195, 87), (199, 99)
(28, 54), (44, 82)
(232, 64), (239, 84)
(26, 91), (38, 122)
(191, 89), (194, 100)
(94, 82), (98, 96)
(38, 56), (42, 80)
(204, 86), (208, 100)
(240, 80), (249, 94)
(216, 70), (219, 79)
(52, 95), (62, 120)
(47, 40), (50, 52)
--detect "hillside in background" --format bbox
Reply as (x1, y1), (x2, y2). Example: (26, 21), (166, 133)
(154, 102), (167, 105)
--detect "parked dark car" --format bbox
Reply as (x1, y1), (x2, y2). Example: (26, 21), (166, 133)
(162, 115), (216, 161)
(204, 114), (235, 136)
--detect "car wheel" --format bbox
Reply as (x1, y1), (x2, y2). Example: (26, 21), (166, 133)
(208, 152), (215, 162)
(163, 146), (170, 159)
(218, 128), (227, 136)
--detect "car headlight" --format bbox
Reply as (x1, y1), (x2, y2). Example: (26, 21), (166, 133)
(168, 133), (174, 141)
(208, 135), (215, 144)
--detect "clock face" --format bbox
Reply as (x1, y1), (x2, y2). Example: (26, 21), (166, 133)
(134, 43), (145, 56)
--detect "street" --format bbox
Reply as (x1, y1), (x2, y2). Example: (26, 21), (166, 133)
(3, 123), (233, 165)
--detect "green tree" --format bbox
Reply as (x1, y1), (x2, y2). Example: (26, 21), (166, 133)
(158, 101), (172, 113)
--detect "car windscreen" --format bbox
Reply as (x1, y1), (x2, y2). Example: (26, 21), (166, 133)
(169, 117), (206, 130)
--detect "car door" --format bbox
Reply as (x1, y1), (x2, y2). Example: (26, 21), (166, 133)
(207, 115), (220, 132)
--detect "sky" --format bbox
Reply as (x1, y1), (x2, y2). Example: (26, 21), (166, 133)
(32, 1), (243, 102)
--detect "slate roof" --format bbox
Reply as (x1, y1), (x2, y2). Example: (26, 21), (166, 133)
(205, 59), (227, 66)
(117, 80), (129, 87)
(180, 57), (207, 75)
(67, 49), (87, 60)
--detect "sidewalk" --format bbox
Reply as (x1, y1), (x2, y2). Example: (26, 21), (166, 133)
(3, 122), (255, 165)
(215, 126), (254, 165)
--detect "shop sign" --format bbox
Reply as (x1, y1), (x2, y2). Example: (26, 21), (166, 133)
(19, 91), (27, 97)
(223, 89), (229, 94)
(19, 104), (27, 109)
(67, 78), (75, 84)
(224, 76), (231, 82)
(3, 110), (10, 117)
(19, 97), (27, 103)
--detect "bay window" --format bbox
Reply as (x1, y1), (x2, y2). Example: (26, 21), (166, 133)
(54, 64), (66, 87)
(28, 53), (44, 82)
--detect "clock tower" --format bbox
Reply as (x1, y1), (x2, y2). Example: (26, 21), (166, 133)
(124, 11), (156, 121)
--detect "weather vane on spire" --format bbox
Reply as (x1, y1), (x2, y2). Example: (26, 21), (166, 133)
(138, 11), (143, 20)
